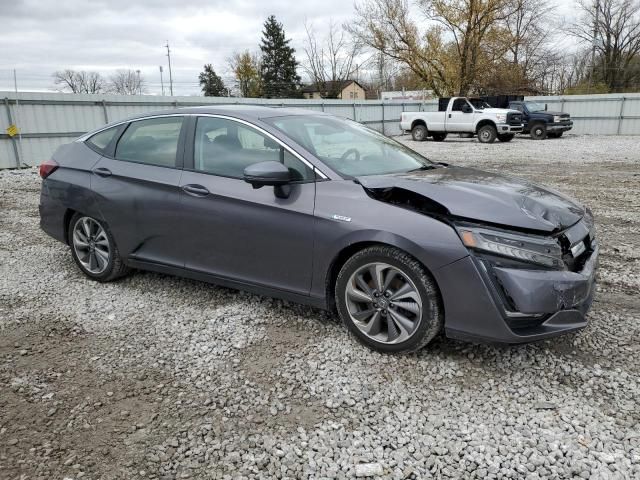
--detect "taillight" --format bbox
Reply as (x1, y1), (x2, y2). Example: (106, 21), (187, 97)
(39, 159), (59, 179)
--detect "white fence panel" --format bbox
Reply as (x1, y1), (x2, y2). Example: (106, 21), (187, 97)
(2, 91), (639, 168)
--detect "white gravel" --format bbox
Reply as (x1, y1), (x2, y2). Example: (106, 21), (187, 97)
(1, 134), (639, 479)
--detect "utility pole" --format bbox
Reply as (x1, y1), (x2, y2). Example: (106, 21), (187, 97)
(165, 41), (174, 96)
(136, 69), (141, 95)
(588, 0), (600, 92)
(159, 66), (165, 96)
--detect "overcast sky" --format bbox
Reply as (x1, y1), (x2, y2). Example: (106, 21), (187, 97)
(0, 0), (581, 95)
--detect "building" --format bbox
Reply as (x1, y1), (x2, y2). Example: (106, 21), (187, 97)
(302, 80), (367, 100)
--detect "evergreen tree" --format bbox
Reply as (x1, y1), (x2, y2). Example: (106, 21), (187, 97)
(199, 64), (227, 96)
(259, 15), (301, 98)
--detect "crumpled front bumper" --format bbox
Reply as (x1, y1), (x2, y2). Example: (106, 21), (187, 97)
(435, 245), (598, 344)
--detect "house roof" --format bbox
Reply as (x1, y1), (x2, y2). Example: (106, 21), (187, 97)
(301, 79), (366, 93)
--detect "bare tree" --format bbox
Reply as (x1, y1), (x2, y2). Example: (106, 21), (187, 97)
(302, 19), (362, 98)
(53, 70), (106, 93)
(350, 0), (518, 96)
(505, 0), (558, 87)
(570, 0), (640, 92)
(109, 70), (146, 95)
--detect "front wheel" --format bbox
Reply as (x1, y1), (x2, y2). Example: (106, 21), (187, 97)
(497, 133), (514, 142)
(411, 124), (428, 142)
(530, 123), (547, 140)
(68, 213), (130, 282)
(335, 246), (443, 353)
(477, 124), (497, 143)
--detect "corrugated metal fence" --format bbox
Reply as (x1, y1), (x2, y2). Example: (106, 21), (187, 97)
(1, 91), (639, 168)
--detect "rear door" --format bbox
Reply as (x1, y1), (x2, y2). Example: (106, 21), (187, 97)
(90, 115), (187, 267)
(446, 98), (473, 132)
(179, 115), (317, 295)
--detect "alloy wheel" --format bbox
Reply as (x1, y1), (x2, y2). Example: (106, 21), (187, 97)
(72, 217), (111, 274)
(345, 262), (423, 344)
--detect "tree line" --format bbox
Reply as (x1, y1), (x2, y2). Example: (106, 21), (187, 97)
(51, 0), (640, 98)
(52, 69), (146, 95)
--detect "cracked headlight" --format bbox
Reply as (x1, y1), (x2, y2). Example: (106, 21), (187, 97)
(456, 225), (564, 269)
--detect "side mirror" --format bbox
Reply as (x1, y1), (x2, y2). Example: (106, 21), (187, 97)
(243, 161), (292, 198)
(462, 104), (473, 113)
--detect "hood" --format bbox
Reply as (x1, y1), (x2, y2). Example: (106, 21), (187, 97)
(529, 110), (567, 116)
(479, 108), (519, 114)
(358, 166), (585, 232)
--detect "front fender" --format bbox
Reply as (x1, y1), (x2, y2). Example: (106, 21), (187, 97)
(310, 180), (470, 303)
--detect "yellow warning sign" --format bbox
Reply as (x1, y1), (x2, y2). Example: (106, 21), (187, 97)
(6, 124), (18, 137)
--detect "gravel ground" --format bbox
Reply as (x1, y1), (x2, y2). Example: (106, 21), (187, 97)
(1, 134), (639, 480)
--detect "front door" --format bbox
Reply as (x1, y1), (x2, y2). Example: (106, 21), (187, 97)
(447, 98), (474, 132)
(91, 116), (186, 267)
(179, 116), (317, 296)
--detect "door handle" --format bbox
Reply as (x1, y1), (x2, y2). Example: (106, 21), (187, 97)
(182, 184), (210, 197)
(92, 167), (112, 177)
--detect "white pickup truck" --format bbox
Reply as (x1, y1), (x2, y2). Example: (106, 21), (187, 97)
(400, 97), (524, 144)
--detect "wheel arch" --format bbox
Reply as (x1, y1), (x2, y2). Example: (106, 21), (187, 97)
(475, 119), (496, 133)
(324, 239), (444, 313)
(411, 119), (427, 130)
(63, 208), (77, 245)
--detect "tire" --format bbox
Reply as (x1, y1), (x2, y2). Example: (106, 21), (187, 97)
(431, 133), (447, 142)
(68, 213), (130, 282)
(411, 124), (428, 142)
(530, 123), (547, 140)
(335, 246), (443, 353)
(477, 124), (497, 144)
(497, 133), (514, 142)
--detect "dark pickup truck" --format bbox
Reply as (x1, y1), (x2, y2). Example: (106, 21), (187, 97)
(480, 95), (573, 140)
(507, 100), (573, 140)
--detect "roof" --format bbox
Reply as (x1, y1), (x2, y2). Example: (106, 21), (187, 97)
(107, 104), (325, 127)
(301, 79), (365, 93)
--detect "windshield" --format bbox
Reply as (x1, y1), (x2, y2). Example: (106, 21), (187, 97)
(264, 115), (433, 177)
(524, 102), (546, 112)
(468, 98), (491, 110)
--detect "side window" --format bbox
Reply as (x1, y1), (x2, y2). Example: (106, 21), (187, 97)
(193, 117), (314, 182)
(115, 117), (183, 167)
(86, 126), (120, 152)
(452, 99), (469, 111)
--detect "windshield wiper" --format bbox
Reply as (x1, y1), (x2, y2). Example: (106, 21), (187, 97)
(407, 164), (437, 173)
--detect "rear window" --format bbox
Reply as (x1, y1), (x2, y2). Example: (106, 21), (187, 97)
(115, 117), (183, 168)
(86, 126), (120, 152)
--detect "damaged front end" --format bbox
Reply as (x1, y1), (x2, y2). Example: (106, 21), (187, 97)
(454, 214), (598, 331)
(362, 180), (599, 343)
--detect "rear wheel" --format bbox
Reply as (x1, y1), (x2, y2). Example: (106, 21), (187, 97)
(68, 213), (130, 282)
(530, 123), (547, 140)
(497, 133), (514, 142)
(431, 133), (447, 142)
(477, 124), (497, 144)
(335, 246), (443, 353)
(411, 124), (428, 142)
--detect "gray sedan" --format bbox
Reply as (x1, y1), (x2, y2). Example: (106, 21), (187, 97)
(39, 106), (598, 353)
